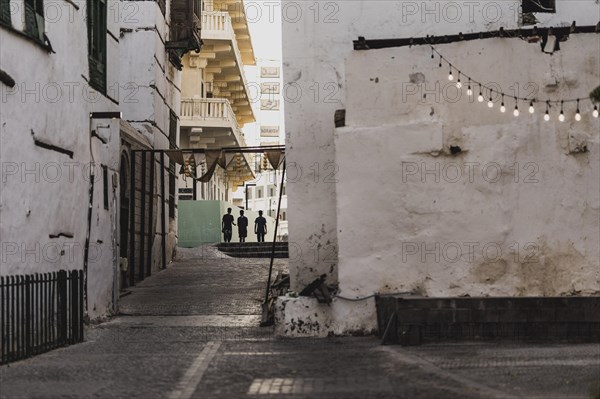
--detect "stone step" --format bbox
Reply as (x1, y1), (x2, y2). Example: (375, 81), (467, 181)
(217, 242), (289, 248)
(223, 251), (289, 258)
(219, 246), (289, 254)
(216, 242), (289, 258)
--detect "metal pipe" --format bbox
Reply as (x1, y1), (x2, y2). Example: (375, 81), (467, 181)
(263, 161), (286, 308)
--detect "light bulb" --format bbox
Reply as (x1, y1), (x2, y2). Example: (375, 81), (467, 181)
(513, 107), (520, 117)
(593, 106), (599, 118)
(544, 112), (550, 121)
(448, 72), (454, 81)
(488, 99), (494, 108)
(478, 94), (484, 103)
(467, 87), (473, 96)
(529, 103), (535, 114)
(500, 103), (506, 113)
(456, 80), (462, 89)
(559, 112), (565, 122)
(575, 112), (581, 121)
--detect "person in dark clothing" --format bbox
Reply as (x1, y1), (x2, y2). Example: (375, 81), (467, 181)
(237, 210), (248, 242)
(254, 210), (267, 242)
(222, 208), (236, 242)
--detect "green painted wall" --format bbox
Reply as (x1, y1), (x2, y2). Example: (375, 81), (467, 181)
(178, 200), (277, 247)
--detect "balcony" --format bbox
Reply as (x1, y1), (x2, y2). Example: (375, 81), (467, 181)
(180, 97), (255, 183)
(180, 97), (246, 145)
(181, 9), (255, 125)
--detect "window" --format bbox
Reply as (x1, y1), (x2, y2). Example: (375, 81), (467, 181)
(282, 185), (286, 195)
(522, 0), (555, 13)
(87, 0), (107, 93)
(247, 189), (252, 200)
(269, 186), (275, 197)
(102, 165), (109, 210)
(281, 211), (287, 221)
(24, 0), (44, 41)
(257, 188), (263, 198)
(0, 0), (11, 26)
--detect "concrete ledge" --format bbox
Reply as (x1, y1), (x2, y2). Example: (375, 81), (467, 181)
(274, 296), (378, 337)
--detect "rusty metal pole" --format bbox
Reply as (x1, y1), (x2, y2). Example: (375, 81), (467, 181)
(261, 160), (286, 326)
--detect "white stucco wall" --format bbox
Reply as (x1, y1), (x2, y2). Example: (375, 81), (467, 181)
(1, 0), (184, 320)
(0, 5), (121, 319)
(338, 33), (600, 299)
(283, 0), (599, 290)
(280, 0), (599, 335)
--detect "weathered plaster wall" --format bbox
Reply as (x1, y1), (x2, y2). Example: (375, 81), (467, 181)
(337, 34), (600, 300)
(0, 6), (121, 319)
(282, 0), (599, 294)
(280, 0), (599, 335)
(119, 1), (182, 274)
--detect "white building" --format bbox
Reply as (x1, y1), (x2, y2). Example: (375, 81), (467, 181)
(278, 0), (600, 336)
(0, 0), (201, 323)
(245, 170), (288, 240)
(237, 59), (288, 239)
(178, 0), (258, 204)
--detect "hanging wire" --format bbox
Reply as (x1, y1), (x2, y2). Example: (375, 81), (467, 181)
(426, 42), (592, 105)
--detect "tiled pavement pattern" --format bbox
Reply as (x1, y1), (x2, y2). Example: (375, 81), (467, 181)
(1, 245), (599, 398)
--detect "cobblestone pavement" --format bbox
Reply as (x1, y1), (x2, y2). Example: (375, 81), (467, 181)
(1, 246), (599, 399)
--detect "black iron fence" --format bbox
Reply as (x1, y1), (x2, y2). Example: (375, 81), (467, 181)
(0, 270), (84, 364)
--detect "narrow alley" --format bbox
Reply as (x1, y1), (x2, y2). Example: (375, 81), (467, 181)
(1, 247), (598, 399)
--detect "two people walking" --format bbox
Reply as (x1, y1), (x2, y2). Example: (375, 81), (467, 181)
(222, 208), (268, 243)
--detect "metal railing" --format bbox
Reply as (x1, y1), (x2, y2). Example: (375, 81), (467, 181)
(0, 270), (84, 364)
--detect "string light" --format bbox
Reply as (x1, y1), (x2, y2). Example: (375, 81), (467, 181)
(426, 42), (595, 122)
(559, 101), (565, 122)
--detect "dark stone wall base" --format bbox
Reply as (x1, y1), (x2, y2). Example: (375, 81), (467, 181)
(376, 296), (600, 346)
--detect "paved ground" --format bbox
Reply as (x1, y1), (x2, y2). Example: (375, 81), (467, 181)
(1, 245), (599, 399)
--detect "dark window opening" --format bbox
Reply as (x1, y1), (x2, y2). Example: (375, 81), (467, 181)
(24, 0), (44, 41)
(0, 0), (11, 26)
(522, 0), (555, 13)
(87, 0), (107, 93)
(168, 110), (178, 219)
(157, 0), (166, 16)
(102, 165), (109, 210)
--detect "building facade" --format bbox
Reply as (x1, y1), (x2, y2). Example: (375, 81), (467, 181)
(178, 0), (257, 203)
(278, 0), (600, 336)
(0, 0), (201, 324)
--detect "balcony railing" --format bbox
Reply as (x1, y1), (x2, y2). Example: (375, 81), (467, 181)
(180, 97), (246, 147)
(202, 11), (235, 39)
